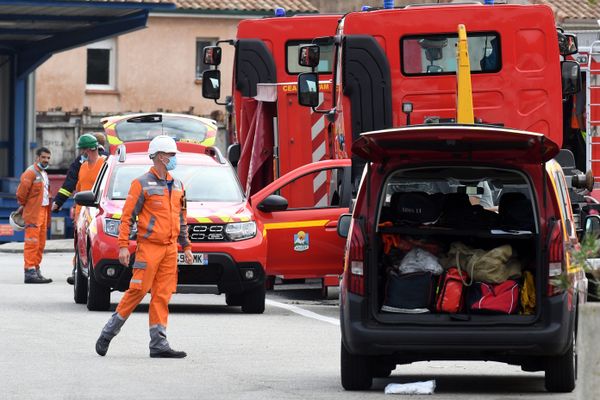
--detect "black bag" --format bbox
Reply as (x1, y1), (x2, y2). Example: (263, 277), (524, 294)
(390, 192), (442, 225)
(381, 271), (435, 313)
(498, 192), (534, 231)
(438, 193), (498, 229)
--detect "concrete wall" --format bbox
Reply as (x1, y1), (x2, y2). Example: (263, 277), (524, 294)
(35, 14), (241, 118)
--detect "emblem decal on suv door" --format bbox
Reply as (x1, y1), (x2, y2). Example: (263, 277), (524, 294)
(294, 231), (309, 252)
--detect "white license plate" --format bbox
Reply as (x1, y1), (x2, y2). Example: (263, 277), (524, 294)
(178, 253), (208, 266)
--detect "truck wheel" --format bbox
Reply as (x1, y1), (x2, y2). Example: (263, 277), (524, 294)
(225, 292), (243, 307)
(341, 342), (373, 390)
(86, 250), (111, 311)
(241, 285), (265, 314)
(544, 329), (576, 392)
(73, 249), (88, 304)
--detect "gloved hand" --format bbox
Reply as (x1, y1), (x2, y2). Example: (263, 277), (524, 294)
(51, 202), (60, 213)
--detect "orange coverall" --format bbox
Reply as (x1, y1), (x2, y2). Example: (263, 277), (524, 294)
(74, 157), (105, 220)
(116, 167), (191, 329)
(16, 164), (51, 269)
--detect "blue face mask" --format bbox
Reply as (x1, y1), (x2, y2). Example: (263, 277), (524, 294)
(81, 153), (88, 162)
(166, 155), (177, 171)
(37, 162), (48, 170)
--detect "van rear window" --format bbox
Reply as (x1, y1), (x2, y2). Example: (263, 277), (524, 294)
(379, 167), (534, 232)
(401, 32), (501, 76)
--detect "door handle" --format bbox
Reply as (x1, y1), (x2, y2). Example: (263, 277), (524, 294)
(325, 221), (338, 229)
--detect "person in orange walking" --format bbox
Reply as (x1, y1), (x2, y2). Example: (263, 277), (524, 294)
(16, 147), (53, 284)
(95, 135), (192, 358)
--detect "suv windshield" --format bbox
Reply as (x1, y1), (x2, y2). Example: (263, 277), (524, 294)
(114, 116), (210, 144)
(108, 164), (244, 203)
(401, 32), (500, 75)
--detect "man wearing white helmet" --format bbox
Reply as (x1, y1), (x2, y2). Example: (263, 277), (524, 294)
(95, 135), (193, 358)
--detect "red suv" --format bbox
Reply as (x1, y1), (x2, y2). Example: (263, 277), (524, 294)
(338, 125), (586, 392)
(74, 146), (267, 313)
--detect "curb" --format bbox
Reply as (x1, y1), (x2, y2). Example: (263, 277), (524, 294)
(0, 248), (73, 254)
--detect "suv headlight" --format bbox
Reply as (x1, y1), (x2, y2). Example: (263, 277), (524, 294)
(225, 221), (257, 241)
(103, 218), (137, 238)
(104, 218), (121, 237)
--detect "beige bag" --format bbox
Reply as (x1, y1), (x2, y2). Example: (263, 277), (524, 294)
(442, 242), (522, 285)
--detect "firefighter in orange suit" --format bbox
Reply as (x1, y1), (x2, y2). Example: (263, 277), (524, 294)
(96, 135), (193, 358)
(16, 147), (53, 284)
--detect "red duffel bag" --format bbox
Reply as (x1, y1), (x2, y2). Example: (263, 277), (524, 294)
(435, 267), (468, 313)
(467, 280), (520, 314)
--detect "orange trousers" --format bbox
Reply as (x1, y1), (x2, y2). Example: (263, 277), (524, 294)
(116, 241), (178, 327)
(23, 206), (49, 269)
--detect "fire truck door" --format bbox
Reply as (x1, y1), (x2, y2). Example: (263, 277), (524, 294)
(253, 162), (351, 278)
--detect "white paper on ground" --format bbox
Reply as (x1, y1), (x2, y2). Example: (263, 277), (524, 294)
(384, 380), (436, 395)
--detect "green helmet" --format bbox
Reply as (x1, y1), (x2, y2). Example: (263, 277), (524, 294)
(77, 134), (98, 150)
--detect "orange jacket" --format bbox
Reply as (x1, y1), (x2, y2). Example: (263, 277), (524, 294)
(16, 164), (51, 225)
(118, 167), (191, 251)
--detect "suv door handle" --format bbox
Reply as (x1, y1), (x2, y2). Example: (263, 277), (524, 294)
(325, 220), (338, 229)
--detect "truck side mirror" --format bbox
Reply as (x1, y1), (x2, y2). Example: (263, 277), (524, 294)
(298, 44), (320, 68)
(337, 213), (352, 238)
(585, 215), (600, 240)
(298, 72), (320, 107)
(202, 69), (221, 100)
(227, 143), (240, 167)
(558, 33), (578, 56)
(561, 61), (581, 96)
(203, 46), (222, 66)
(74, 191), (98, 208)
(258, 195), (288, 212)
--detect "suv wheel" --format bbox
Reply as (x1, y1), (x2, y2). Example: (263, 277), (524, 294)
(86, 249), (111, 311)
(225, 292), (243, 307)
(73, 249), (88, 304)
(241, 285), (265, 314)
(341, 342), (373, 390)
(544, 326), (577, 392)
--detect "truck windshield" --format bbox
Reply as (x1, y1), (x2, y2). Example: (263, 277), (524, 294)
(401, 32), (500, 75)
(108, 164), (244, 203)
(286, 40), (334, 74)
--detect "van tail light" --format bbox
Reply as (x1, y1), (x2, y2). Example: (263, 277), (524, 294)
(346, 221), (366, 296)
(547, 219), (566, 297)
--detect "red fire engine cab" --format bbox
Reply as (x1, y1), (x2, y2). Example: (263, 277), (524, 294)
(201, 13), (353, 295)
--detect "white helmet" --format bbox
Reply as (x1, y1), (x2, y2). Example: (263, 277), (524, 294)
(148, 135), (178, 157)
(9, 211), (25, 231)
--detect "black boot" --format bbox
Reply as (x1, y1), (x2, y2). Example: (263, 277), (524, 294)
(95, 336), (112, 356)
(24, 268), (51, 284)
(150, 348), (187, 358)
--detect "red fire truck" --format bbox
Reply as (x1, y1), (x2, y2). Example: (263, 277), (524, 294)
(201, 13), (355, 294)
(297, 3), (572, 151)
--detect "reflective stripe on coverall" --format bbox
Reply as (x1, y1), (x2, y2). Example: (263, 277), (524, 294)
(114, 167), (191, 351)
(16, 164), (51, 269)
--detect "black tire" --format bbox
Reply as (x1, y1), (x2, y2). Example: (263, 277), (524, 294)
(372, 364), (393, 378)
(86, 249), (111, 311)
(225, 292), (243, 307)
(341, 342), (373, 390)
(587, 278), (599, 302)
(73, 249), (88, 304)
(241, 284), (265, 314)
(544, 328), (577, 392)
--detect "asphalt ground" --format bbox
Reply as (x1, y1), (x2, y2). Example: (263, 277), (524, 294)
(0, 252), (576, 400)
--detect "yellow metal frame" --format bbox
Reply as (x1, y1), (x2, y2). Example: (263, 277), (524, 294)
(456, 24), (474, 124)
